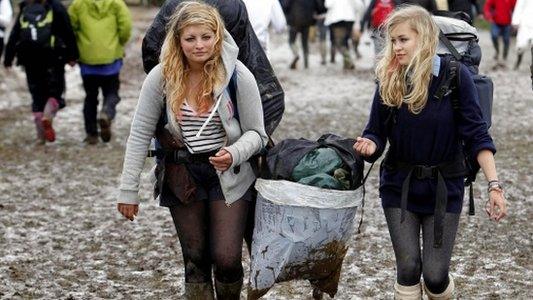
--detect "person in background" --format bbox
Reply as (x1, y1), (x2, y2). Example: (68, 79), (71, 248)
(448, 0), (479, 21)
(117, 2), (268, 299)
(351, 0), (369, 60)
(361, 0), (399, 59)
(281, 0), (326, 69)
(400, 0), (437, 13)
(484, 0), (516, 69)
(354, 5), (507, 299)
(4, 0), (78, 145)
(0, 0), (13, 59)
(324, 0), (366, 70)
(315, 10), (331, 65)
(68, 0), (132, 144)
(242, 0), (286, 55)
(511, 0), (533, 70)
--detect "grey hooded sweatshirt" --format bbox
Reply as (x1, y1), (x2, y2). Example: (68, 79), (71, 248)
(118, 31), (268, 206)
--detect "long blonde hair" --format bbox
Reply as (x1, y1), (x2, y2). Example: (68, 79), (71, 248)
(375, 5), (439, 114)
(160, 1), (226, 117)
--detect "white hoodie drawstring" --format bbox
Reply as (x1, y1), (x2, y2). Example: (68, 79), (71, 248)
(195, 93), (223, 138)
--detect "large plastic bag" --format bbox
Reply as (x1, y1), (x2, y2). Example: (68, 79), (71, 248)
(247, 179), (363, 299)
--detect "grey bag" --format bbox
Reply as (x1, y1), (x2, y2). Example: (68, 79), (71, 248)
(434, 14), (493, 129)
(247, 179), (363, 299)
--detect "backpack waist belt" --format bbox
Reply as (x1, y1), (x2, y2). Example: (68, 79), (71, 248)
(148, 149), (218, 164)
(384, 155), (468, 248)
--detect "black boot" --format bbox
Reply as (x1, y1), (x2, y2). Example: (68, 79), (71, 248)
(215, 277), (243, 300)
(185, 282), (214, 300)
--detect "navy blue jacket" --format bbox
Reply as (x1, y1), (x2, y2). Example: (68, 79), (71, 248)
(362, 59), (495, 214)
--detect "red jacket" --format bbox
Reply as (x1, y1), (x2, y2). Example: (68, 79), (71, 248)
(484, 0), (516, 25)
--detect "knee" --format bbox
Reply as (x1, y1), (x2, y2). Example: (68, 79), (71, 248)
(184, 255), (211, 283)
(422, 266), (449, 293)
(396, 255), (421, 285)
(212, 251), (243, 282)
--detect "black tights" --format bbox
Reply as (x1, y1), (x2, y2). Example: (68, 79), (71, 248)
(384, 208), (459, 294)
(169, 199), (249, 284)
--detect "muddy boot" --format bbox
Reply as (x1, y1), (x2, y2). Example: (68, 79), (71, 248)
(394, 282), (421, 300)
(319, 41), (327, 65)
(353, 39), (362, 59)
(330, 46), (336, 63)
(84, 134), (99, 145)
(290, 43), (299, 69)
(215, 277), (243, 300)
(342, 49), (355, 70)
(98, 111), (112, 142)
(304, 54), (309, 69)
(312, 287), (324, 299)
(423, 275), (454, 300)
(42, 97), (59, 142)
(33, 112), (45, 145)
(290, 56), (299, 69)
(184, 282), (214, 300)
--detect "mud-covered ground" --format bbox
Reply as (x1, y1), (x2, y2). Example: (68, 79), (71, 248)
(1, 6), (531, 299)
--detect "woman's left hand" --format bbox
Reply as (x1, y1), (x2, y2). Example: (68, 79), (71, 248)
(485, 189), (508, 222)
(209, 149), (233, 172)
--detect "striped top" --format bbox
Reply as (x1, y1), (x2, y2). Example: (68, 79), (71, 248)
(178, 100), (226, 153)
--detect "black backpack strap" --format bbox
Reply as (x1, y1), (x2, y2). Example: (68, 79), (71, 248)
(228, 70), (239, 120)
(446, 59), (476, 215)
(434, 57), (460, 101)
(357, 161), (376, 234)
(439, 30), (462, 61)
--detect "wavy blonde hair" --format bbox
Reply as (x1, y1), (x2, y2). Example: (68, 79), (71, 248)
(375, 5), (439, 114)
(160, 1), (226, 117)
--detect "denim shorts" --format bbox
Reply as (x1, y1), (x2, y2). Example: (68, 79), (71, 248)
(159, 156), (253, 207)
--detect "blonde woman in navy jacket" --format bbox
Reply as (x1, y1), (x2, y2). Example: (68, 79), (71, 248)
(354, 6), (507, 299)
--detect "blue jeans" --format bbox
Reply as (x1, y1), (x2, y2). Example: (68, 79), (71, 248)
(490, 24), (511, 59)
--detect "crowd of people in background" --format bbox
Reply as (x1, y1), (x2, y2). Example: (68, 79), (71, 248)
(1, 0), (131, 145)
(0, 0), (531, 145)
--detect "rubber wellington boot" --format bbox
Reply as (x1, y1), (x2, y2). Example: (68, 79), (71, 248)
(342, 49), (355, 70)
(394, 282), (422, 300)
(33, 112), (45, 145)
(42, 97), (59, 142)
(423, 275), (454, 300)
(98, 111), (112, 142)
(289, 43), (300, 69)
(319, 41), (327, 65)
(184, 282), (214, 300)
(215, 277), (243, 300)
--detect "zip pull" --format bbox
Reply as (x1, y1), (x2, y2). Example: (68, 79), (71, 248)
(195, 93), (222, 138)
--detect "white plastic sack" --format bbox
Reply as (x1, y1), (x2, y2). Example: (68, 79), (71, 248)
(248, 179), (363, 299)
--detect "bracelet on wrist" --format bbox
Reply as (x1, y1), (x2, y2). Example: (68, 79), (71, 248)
(488, 180), (500, 186)
(488, 185), (504, 194)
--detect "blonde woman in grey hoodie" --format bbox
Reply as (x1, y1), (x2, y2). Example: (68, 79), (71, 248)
(117, 2), (268, 299)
